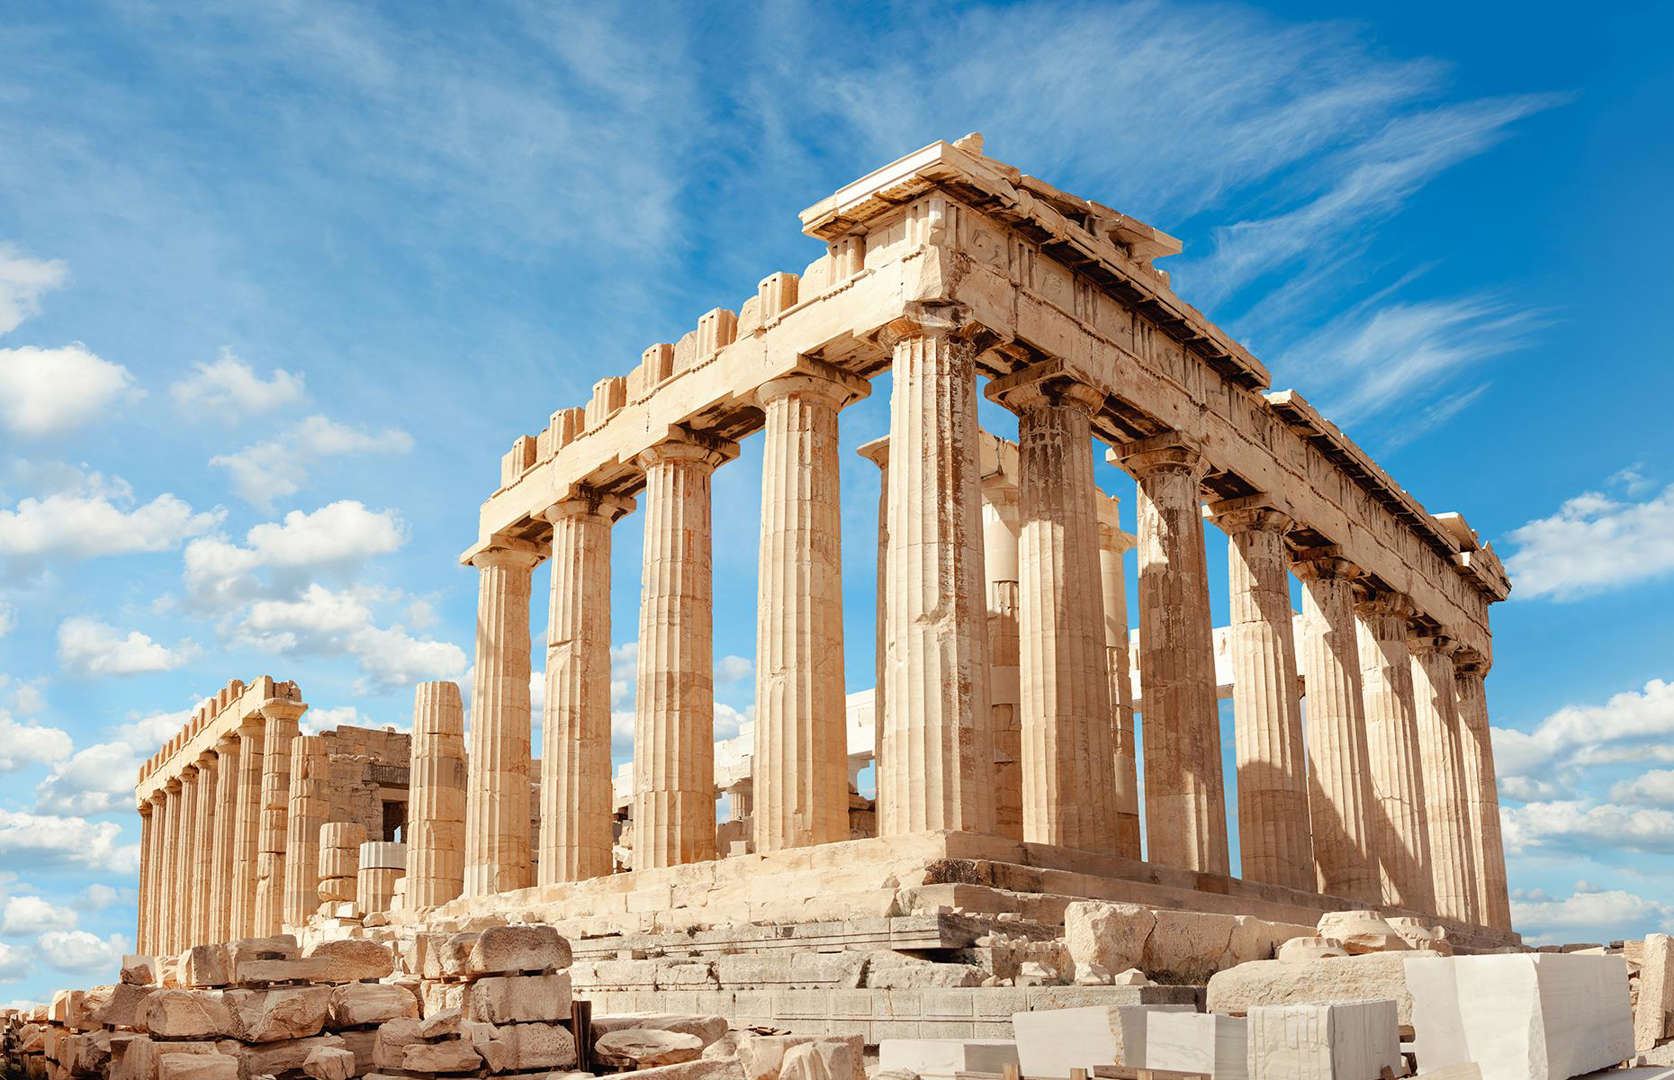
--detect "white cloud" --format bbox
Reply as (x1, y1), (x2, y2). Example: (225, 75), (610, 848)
(1195, 95), (1561, 304)
(170, 348), (305, 418)
(0, 710), (72, 773)
(0, 602), (14, 637)
(0, 896), (77, 936)
(0, 468), (222, 560)
(110, 708), (192, 750)
(1502, 799), (1674, 857)
(36, 930), (129, 975)
(1610, 769), (1674, 808)
(716, 655), (752, 684)
(75, 884), (118, 911)
(236, 583), (464, 693)
(0, 810), (137, 872)
(0, 344), (138, 437)
(34, 740), (145, 815)
(183, 500), (406, 609)
(1280, 293), (1538, 435)
(0, 943), (28, 983)
(0, 246), (68, 335)
(1505, 482), (1674, 601)
(211, 415), (413, 509)
(300, 705), (359, 736)
(1493, 679), (1674, 780)
(1512, 883), (1674, 945)
(57, 616), (197, 676)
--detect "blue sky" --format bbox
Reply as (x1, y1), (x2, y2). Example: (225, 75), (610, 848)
(1, 0), (1671, 1002)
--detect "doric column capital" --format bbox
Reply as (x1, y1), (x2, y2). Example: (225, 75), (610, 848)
(985, 359), (1105, 417)
(871, 302), (975, 350)
(138, 800), (154, 818)
(1452, 646), (1490, 676)
(1291, 548), (1362, 583)
(1108, 433), (1209, 483)
(634, 427), (740, 473)
(236, 713), (265, 740)
(1407, 631), (1457, 658)
(259, 700), (309, 726)
(196, 750), (217, 770)
(469, 541), (543, 573)
(214, 733), (238, 754)
(856, 435), (889, 471)
(165, 776), (183, 793)
(1207, 495), (1293, 537)
(754, 360), (870, 410)
(149, 789), (168, 807)
(538, 489), (636, 526)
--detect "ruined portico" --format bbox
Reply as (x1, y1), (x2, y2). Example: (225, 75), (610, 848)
(448, 134), (1514, 941)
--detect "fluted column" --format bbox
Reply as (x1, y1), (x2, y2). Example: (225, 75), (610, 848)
(992, 374), (1117, 852)
(1411, 635), (1480, 924)
(160, 783), (181, 953)
(175, 767), (199, 949)
(1096, 496), (1142, 859)
(255, 701), (304, 935)
(1293, 553), (1380, 902)
(635, 431), (737, 868)
(1114, 437), (1227, 873)
(1454, 648), (1511, 930)
(857, 438), (890, 821)
(136, 801), (155, 953)
(981, 482), (1024, 842)
(284, 735), (330, 928)
(878, 313), (995, 836)
(231, 716), (264, 938)
(1355, 591), (1434, 913)
(464, 543), (541, 897)
(1213, 501), (1312, 892)
(754, 367), (866, 853)
(539, 493), (633, 882)
(409, 681), (467, 907)
(190, 752), (217, 947)
(209, 735), (239, 944)
(146, 791), (167, 951)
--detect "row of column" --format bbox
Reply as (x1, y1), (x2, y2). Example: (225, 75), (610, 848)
(136, 702), (304, 955)
(459, 315), (1510, 932)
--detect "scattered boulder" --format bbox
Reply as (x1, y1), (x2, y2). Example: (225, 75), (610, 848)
(1316, 911), (1412, 955)
(1278, 937), (1348, 963)
(1207, 953), (1415, 1025)
(301, 1045), (355, 1080)
(305, 939), (394, 983)
(596, 1028), (705, 1068)
(466, 924), (571, 976)
(1065, 901), (1154, 983)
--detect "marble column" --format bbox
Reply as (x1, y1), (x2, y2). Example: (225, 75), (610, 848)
(1454, 648), (1512, 930)
(1293, 553), (1381, 903)
(878, 314), (995, 836)
(995, 375), (1117, 852)
(1096, 496), (1142, 860)
(1115, 438), (1227, 874)
(464, 543), (541, 898)
(255, 701), (304, 936)
(209, 734), (239, 944)
(754, 367), (865, 853)
(160, 782), (181, 953)
(981, 482), (1024, 842)
(136, 801), (155, 953)
(857, 437), (890, 821)
(190, 752), (217, 947)
(634, 432), (737, 868)
(1355, 591), (1434, 913)
(539, 493), (633, 882)
(175, 767), (199, 950)
(231, 715), (265, 939)
(1213, 501), (1313, 892)
(283, 735), (330, 928)
(409, 681), (467, 908)
(146, 791), (167, 952)
(1411, 634), (1481, 925)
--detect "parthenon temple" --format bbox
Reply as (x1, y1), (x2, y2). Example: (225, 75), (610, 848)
(126, 135), (1521, 1041)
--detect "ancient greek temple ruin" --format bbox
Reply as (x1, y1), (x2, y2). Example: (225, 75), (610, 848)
(132, 134), (1516, 966)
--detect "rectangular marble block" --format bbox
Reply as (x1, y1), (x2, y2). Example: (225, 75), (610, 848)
(1012, 1004), (1194, 1077)
(1404, 953), (1633, 1080)
(877, 1038), (1019, 1078)
(1145, 1012), (1249, 1079)
(1246, 1000), (1400, 1080)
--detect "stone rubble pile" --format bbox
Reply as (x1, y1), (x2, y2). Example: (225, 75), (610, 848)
(0, 923), (880, 1080)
